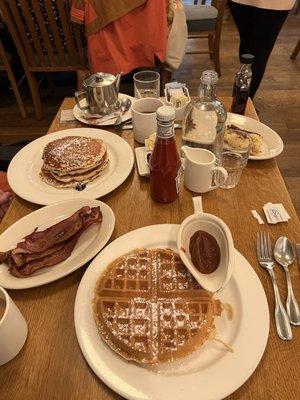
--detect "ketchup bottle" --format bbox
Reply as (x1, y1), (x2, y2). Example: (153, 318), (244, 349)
(150, 106), (181, 203)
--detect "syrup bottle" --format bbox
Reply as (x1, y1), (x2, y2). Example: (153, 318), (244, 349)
(150, 106), (181, 203)
(231, 54), (254, 115)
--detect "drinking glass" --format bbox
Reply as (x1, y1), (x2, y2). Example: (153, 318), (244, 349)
(133, 71), (160, 99)
(220, 133), (252, 189)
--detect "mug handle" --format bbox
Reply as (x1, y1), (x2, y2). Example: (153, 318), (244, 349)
(74, 90), (89, 112)
(210, 166), (228, 190)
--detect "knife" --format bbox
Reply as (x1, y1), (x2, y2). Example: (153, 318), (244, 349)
(296, 244), (300, 271)
(116, 123), (182, 131)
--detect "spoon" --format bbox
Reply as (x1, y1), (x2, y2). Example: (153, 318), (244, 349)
(177, 196), (235, 293)
(274, 236), (300, 326)
(114, 98), (131, 126)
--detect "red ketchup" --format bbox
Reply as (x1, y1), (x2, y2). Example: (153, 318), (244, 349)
(150, 106), (181, 203)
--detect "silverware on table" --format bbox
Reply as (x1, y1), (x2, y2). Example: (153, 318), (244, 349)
(256, 232), (292, 340)
(274, 237), (300, 326)
(114, 98), (131, 126)
(115, 122), (182, 131)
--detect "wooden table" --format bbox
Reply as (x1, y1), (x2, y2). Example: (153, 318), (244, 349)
(1, 98), (299, 400)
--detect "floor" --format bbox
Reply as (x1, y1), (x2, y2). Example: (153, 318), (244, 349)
(0, 15), (299, 214)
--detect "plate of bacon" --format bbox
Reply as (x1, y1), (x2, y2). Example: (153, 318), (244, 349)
(0, 199), (115, 289)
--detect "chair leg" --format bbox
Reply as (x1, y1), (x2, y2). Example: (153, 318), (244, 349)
(208, 34), (214, 60)
(290, 39), (300, 60)
(26, 72), (43, 119)
(212, 35), (221, 77)
(5, 65), (27, 118)
(160, 65), (172, 96)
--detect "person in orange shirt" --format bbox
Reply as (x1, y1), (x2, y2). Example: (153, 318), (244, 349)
(71, 0), (169, 75)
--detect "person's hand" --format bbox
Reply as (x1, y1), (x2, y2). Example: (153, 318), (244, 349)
(0, 191), (12, 222)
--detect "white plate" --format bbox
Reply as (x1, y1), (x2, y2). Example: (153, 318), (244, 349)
(0, 199), (115, 289)
(8, 128), (134, 205)
(75, 224), (269, 400)
(73, 93), (134, 126)
(226, 113), (284, 160)
(135, 147), (151, 177)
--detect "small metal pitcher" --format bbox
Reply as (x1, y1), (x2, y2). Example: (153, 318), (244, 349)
(75, 72), (122, 115)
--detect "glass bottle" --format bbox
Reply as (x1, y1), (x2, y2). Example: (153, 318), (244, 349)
(150, 106), (181, 203)
(182, 70), (227, 164)
(231, 54), (254, 115)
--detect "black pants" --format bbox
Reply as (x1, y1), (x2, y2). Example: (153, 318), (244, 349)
(228, 1), (289, 98)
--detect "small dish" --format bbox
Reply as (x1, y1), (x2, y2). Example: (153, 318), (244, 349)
(177, 197), (235, 292)
(135, 147), (151, 177)
(164, 87), (190, 121)
(73, 93), (135, 127)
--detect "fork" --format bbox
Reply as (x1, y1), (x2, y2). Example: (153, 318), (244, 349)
(257, 232), (292, 340)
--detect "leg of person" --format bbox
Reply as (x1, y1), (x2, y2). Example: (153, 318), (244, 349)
(248, 9), (289, 98)
(228, 1), (255, 60)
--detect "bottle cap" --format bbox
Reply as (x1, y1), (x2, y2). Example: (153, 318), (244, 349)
(156, 106), (175, 122)
(201, 70), (218, 85)
(241, 54), (254, 64)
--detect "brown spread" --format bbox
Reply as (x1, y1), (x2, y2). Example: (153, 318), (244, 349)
(189, 230), (220, 274)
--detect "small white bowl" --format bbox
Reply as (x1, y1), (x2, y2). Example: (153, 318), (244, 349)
(177, 197), (235, 292)
(164, 87), (190, 121)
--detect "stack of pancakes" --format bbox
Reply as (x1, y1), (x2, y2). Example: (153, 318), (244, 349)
(40, 136), (109, 189)
(93, 248), (224, 365)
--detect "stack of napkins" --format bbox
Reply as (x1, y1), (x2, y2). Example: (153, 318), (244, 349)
(263, 202), (291, 224)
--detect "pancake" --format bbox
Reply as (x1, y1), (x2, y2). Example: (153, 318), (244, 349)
(39, 163), (108, 189)
(40, 136), (110, 189)
(49, 157), (109, 183)
(42, 136), (107, 172)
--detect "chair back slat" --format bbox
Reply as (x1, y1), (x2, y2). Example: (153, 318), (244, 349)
(73, 24), (86, 66)
(0, 0), (87, 70)
(31, 1), (56, 66)
(43, 0), (67, 66)
(17, 1), (47, 66)
(3, 0), (36, 66)
(56, 1), (79, 65)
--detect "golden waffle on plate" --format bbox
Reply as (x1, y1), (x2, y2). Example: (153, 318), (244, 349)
(93, 248), (223, 365)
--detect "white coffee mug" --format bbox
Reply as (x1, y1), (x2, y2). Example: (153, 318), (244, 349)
(0, 287), (28, 365)
(131, 98), (164, 144)
(182, 146), (228, 193)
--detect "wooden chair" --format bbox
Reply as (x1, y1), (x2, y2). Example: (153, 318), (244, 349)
(0, 0), (87, 119)
(183, 0), (227, 76)
(0, 37), (26, 118)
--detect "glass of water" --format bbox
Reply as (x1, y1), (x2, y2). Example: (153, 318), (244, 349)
(133, 70), (160, 99)
(220, 133), (252, 189)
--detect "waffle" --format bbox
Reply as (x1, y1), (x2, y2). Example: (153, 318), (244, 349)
(93, 248), (224, 365)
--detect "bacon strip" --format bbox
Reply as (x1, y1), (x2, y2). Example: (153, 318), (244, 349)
(14, 206), (102, 254)
(0, 206), (102, 278)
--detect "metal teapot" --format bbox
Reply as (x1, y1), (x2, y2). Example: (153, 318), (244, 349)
(75, 72), (122, 115)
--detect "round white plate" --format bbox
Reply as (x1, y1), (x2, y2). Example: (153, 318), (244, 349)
(8, 128), (134, 205)
(0, 199), (115, 289)
(226, 112), (284, 160)
(73, 93), (134, 126)
(75, 224), (269, 400)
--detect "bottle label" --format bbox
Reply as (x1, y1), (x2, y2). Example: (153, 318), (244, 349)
(157, 124), (174, 139)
